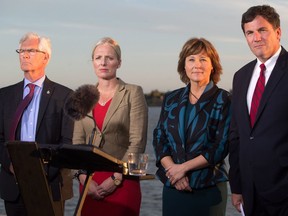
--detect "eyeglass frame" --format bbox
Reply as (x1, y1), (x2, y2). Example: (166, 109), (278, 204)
(16, 49), (46, 55)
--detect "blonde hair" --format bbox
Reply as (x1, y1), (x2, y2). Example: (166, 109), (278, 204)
(91, 37), (121, 61)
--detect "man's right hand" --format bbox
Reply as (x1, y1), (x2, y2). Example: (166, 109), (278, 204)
(231, 193), (244, 213)
(9, 163), (14, 175)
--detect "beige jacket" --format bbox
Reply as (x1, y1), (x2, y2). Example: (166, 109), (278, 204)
(73, 78), (148, 162)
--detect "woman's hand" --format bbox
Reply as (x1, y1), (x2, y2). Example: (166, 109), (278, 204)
(79, 175), (104, 200)
(166, 163), (186, 185)
(174, 176), (192, 192)
(88, 180), (105, 200)
(96, 173), (123, 198)
(96, 177), (117, 197)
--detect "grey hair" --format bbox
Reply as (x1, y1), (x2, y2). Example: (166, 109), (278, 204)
(19, 32), (52, 59)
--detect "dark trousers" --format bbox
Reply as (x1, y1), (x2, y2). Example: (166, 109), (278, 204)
(162, 182), (227, 216)
(251, 194), (288, 216)
(4, 196), (65, 216)
(4, 196), (27, 216)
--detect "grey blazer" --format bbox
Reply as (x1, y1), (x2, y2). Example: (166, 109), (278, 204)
(73, 78), (148, 162)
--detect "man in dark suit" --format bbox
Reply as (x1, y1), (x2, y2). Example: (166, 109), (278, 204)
(0, 32), (74, 216)
(229, 5), (288, 216)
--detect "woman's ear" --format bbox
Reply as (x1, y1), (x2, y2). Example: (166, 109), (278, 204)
(117, 60), (122, 68)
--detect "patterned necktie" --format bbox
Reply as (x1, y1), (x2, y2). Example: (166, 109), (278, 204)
(250, 63), (266, 127)
(9, 83), (36, 140)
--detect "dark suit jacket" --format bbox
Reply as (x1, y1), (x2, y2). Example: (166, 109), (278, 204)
(0, 77), (74, 202)
(229, 47), (288, 215)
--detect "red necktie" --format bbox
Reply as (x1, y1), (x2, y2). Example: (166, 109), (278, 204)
(9, 83), (36, 140)
(250, 63), (266, 127)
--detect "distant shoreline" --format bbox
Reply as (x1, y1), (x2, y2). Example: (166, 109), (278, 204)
(145, 90), (164, 107)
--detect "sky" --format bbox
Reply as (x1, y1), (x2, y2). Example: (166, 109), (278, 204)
(1, 0), (288, 93)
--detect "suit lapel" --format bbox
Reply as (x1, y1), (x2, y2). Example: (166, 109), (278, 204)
(36, 78), (54, 131)
(102, 80), (125, 131)
(14, 81), (25, 106)
(241, 61), (256, 128)
(254, 48), (288, 127)
(12, 81), (25, 139)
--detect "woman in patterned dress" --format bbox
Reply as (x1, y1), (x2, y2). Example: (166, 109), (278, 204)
(153, 37), (231, 216)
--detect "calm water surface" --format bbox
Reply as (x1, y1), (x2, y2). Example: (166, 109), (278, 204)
(0, 107), (239, 216)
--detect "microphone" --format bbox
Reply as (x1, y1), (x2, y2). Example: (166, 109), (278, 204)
(64, 84), (100, 121)
(64, 84), (100, 145)
(64, 85), (102, 216)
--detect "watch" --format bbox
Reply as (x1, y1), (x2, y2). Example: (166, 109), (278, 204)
(111, 174), (122, 186)
(74, 169), (87, 182)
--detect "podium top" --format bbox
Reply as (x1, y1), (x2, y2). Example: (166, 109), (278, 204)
(38, 143), (127, 174)
(7, 142), (153, 177)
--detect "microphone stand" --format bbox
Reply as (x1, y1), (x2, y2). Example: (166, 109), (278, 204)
(74, 115), (96, 216)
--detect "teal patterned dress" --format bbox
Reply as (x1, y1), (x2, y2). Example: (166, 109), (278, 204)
(153, 81), (231, 216)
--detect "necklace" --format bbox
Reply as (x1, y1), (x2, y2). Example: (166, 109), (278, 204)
(98, 81), (118, 106)
(98, 101), (107, 106)
(189, 91), (199, 101)
(98, 98), (112, 106)
(98, 90), (115, 106)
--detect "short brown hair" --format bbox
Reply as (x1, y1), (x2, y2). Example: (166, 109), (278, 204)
(177, 37), (222, 84)
(241, 5), (280, 33)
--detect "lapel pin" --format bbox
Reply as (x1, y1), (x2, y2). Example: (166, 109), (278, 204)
(47, 90), (50, 94)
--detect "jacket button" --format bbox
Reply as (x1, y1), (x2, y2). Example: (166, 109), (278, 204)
(250, 136), (254, 140)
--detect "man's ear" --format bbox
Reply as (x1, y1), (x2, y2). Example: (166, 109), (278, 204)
(44, 53), (49, 60)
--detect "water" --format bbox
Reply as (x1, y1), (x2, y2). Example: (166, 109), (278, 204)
(128, 163), (148, 176)
(0, 107), (240, 216)
(128, 153), (149, 176)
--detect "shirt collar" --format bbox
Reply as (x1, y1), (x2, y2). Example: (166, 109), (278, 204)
(256, 46), (282, 69)
(24, 75), (46, 89)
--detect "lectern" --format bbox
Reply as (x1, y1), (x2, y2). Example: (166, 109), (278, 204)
(6, 141), (60, 216)
(6, 141), (129, 216)
(39, 143), (129, 216)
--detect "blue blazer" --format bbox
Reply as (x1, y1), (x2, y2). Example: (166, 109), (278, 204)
(153, 82), (231, 189)
(229, 47), (288, 215)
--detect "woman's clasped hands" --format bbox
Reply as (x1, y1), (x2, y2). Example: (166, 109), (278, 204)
(165, 164), (192, 192)
(79, 174), (119, 200)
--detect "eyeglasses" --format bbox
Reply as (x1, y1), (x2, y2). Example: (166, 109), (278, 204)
(16, 49), (46, 55)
